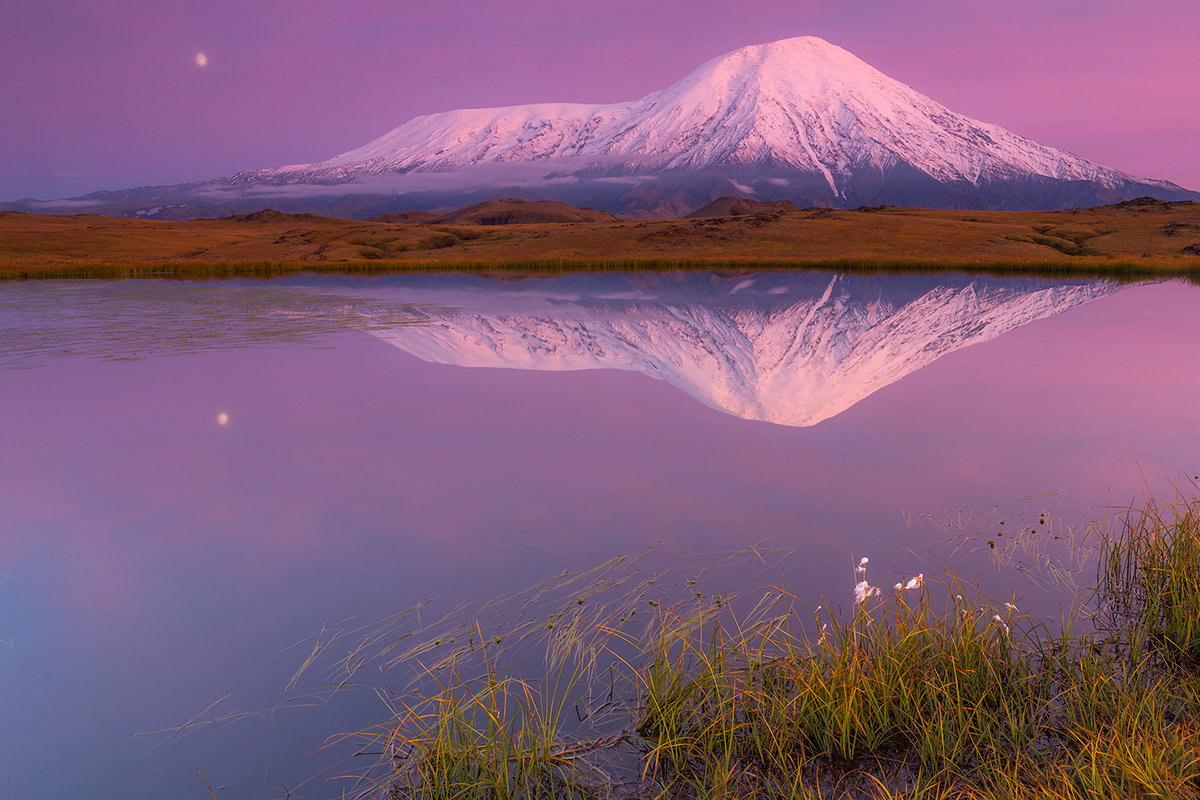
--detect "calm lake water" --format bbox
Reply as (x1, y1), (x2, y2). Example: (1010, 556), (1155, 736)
(1, 271), (1198, 799)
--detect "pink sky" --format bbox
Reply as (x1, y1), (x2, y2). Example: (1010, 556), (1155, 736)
(2, 0), (1197, 200)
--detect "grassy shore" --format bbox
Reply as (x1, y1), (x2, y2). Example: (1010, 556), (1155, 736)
(348, 492), (1200, 799)
(3, 199), (1199, 280)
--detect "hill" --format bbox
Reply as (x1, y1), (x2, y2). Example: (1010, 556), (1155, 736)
(427, 199), (619, 225)
(687, 197), (802, 218)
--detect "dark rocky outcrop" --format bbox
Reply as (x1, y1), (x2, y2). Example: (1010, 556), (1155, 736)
(426, 198), (620, 225)
(686, 197), (801, 218)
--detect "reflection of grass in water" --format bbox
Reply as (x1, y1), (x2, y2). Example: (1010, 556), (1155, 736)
(295, 543), (788, 698)
(0, 280), (438, 367)
(906, 495), (1102, 599)
(6, 257), (1199, 283)
(323, 492), (1200, 799)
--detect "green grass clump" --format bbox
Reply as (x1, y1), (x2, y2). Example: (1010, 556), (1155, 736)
(630, 586), (1025, 767)
(348, 493), (1200, 799)
(1100, 493), (1200, 662)
(372, 667), (598, 800)
(616, 579), (1048, 797)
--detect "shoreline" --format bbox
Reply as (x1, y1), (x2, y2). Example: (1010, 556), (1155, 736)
(4, 257), (1198, 283)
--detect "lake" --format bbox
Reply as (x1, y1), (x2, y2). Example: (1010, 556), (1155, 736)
(1, 270), (1198, 799)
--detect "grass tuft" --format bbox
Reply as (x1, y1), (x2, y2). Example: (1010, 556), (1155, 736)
(1099, 491), (1200, 663)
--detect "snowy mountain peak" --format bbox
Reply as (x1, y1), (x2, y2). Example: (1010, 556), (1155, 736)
(649, 35), (888, 109)
(607, 35), (951, 182)
(601, 35), (1141, 190)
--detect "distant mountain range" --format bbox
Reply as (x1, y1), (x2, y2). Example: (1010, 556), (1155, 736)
(347, 271), (1120, 426)
(5, 36), (1196, 219)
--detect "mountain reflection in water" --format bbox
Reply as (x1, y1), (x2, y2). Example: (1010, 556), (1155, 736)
(0, 272), (1120, 426)
(352, 272), (1121, 426)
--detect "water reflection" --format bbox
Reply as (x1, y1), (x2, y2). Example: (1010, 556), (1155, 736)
(0, 279), (432, 368)
(350, 272), (1121, 425)
(0, 272), (1195, 800)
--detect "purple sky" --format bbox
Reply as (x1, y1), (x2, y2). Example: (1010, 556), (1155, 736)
(2, 0), (1197, 200)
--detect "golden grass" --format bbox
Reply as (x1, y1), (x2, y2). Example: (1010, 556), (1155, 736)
(2, 201), (1199, 280)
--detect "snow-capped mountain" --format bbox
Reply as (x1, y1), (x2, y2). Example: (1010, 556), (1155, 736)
(7, 37), (1193, 218)
(348, 271), (1120, 426)
(264, 37), (1159, 194)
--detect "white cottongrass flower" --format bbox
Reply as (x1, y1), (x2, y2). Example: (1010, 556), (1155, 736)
(894, 582), (903, 592)
(1003, 602), (1017, 611)
(817, 623), (828, 645)
(854, 580), (880, 605)
(856, 557), (869, 575)
(903, 574), (924, 591)
(992, 615), (1010, 637)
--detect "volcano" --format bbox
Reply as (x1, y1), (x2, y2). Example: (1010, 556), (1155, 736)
(7, 37), (1195, 219)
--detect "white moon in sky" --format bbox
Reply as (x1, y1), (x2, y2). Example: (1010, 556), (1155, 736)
(195, 52), (208, 67)
(217, 412), (229, 425)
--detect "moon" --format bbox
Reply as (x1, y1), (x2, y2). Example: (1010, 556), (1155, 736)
(195, 52), (208, 67)
(217, 412), (229, 425)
